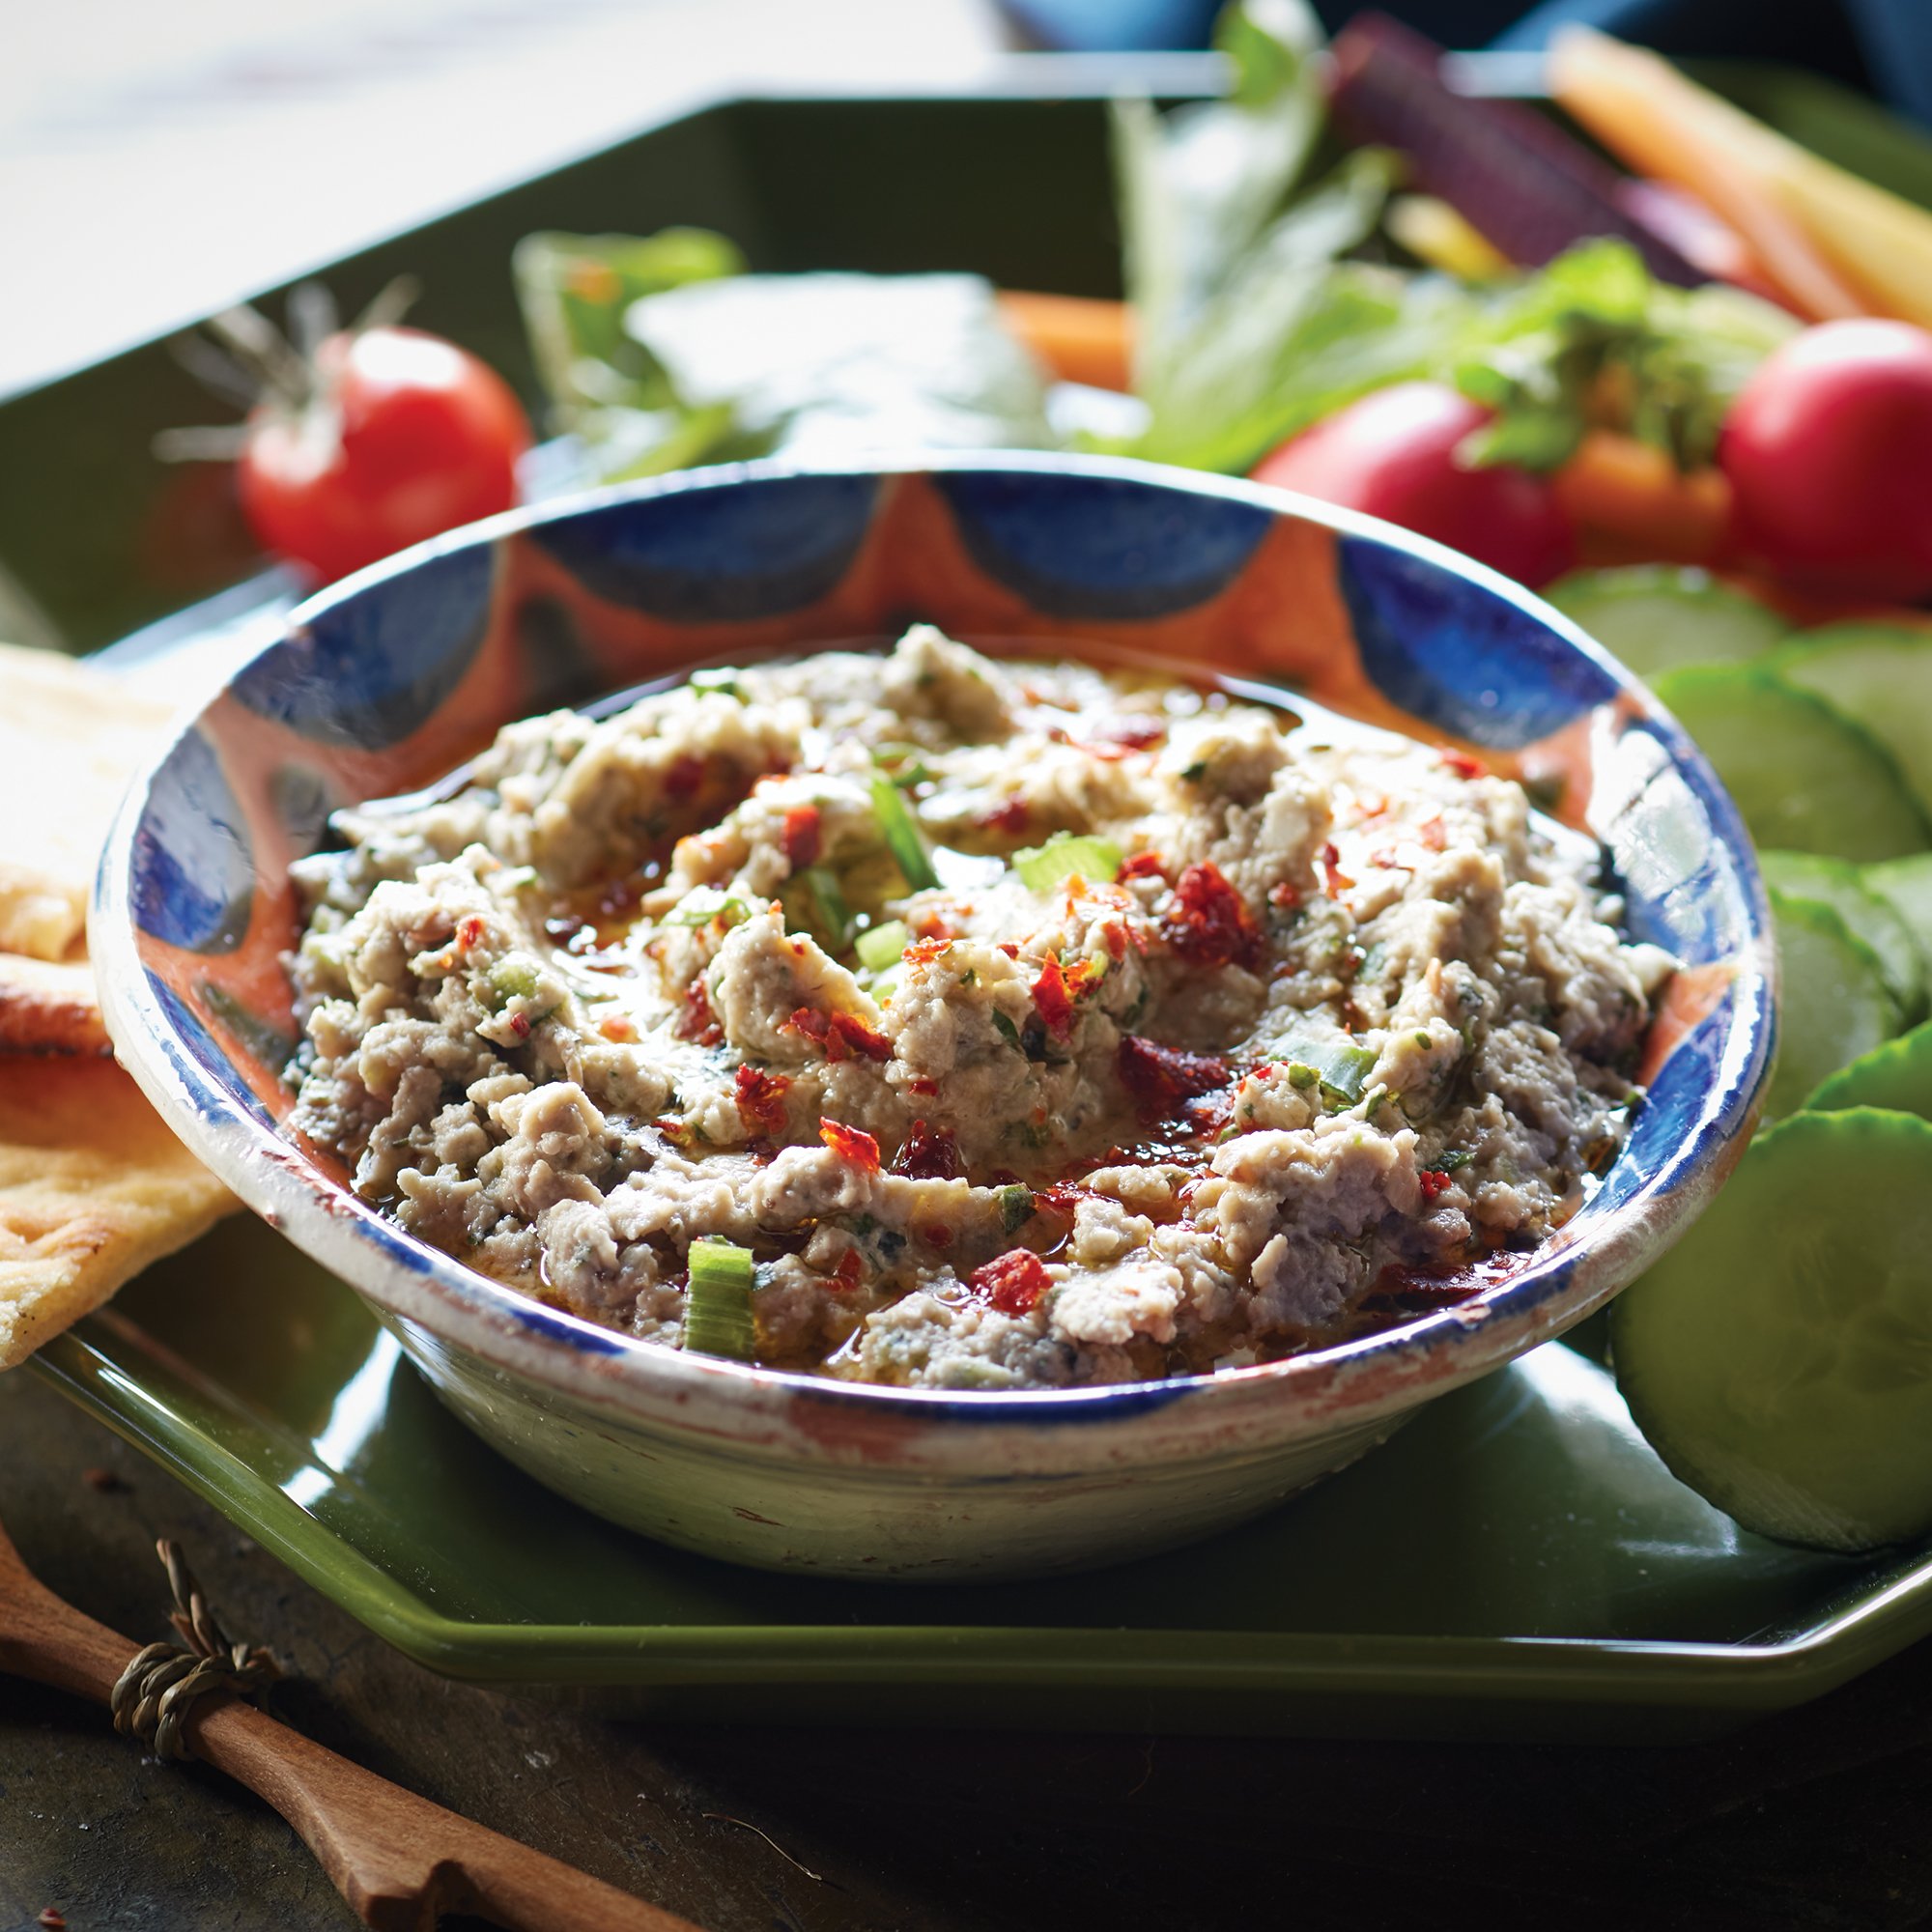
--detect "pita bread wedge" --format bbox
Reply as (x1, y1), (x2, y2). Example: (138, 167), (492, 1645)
(0, 641), (176, 1053)
(0, 1055), (236, 1368)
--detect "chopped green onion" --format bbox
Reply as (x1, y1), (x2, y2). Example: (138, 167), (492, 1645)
(870, 778), (938, 892)
(664, 888), (755, 929)
(689, 668), (748, 701)
(990, 1009), (1023, 1051)
(1277, 1032), (1378, 1105)
(997, 1184), (1034, 1234)
(782, 867), (853, 952)
(871, 742), (934, 785)
(1012, 833), (1124, 893)
(682, 1237), (755, 1360)
(856, 920), (910, 972)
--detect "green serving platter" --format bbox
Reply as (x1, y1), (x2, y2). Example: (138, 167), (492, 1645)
(15, 61), (1932, 1741)
(31, 1217), (1932, 1741)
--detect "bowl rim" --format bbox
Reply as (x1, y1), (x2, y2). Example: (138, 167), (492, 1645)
(93, 447), (1776, 1442)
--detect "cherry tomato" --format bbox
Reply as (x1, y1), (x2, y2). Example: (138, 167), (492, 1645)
(238, 326), (530, 583)
(1250, 382), (1577, 587)
(1720, 319), (1932, 600)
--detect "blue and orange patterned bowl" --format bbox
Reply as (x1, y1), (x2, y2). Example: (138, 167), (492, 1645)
(94, 454), (1775, 1581)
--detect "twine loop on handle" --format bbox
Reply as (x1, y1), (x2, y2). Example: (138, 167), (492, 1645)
(108, 1540), (280, 1761)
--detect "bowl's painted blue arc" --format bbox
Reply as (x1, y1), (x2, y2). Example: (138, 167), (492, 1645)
(524, 473), (879, 620)
(150, 976), (276, 1127)
(1337, 538), (1619, 750)
(131, 727), (256, 954)
(232, 543), (497, 749)
(935, 470), (1271, 618)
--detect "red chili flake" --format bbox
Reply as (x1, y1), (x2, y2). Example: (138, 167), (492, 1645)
(969, 1248), (1051, 1317)
(600, 1014), (639, 1043)
(1102, 922), (1127, 961)
(831, 1249), (866, 1293)
(982, 796), (1030, 834)
(734, 1064), (792, 1138)
(911, 911), (954, 942)
(508, 1010), (532, 1039)
(996, 942), (1020, 959)
(665, 753), (705, 798)
(1118, 1035), (1230, 1120)
(1032, 954), (1075, 1038)
(893, 1119), (963, 1180)
(1065, 957), (1103, 998)
(1418, 814), (1447, 853)
(908, 1075), (940, 1096)
(918, 1221), (955, 1249)
(782, 803), (822, 869)
(1419, 1168), (1454, 1203)
(1321, 842), (1355, 896)
(904, 937), (953, 965)
(1161, 861), (1264, 972)
(1441, 750), (1486, 780)
(1119, 852), (1167, 882)
(38, 1912), (67, 1930)
(456, 914), (486, 952)
(1268, 880), (1302, 911)
(820, 1118), (880, 1171)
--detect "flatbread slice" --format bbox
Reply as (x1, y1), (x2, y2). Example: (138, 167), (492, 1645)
(0, 1056), (237, 1368)
(0, 954), (111, 1055)
(0, 640), (177, 1053)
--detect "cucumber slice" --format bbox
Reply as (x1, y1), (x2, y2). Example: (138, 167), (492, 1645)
(1777, 623), (1932, 817)
(1768, 890), (1900, 1120)
(1652, 665), (1930, 863)
(1545, 566), (1789, 678)
(1759, 850), (1924, 1020)
(1866, 853), (1932, 977)
(1613, 1108), (1932, 1552)
(1806, 1020), (1932, 1120)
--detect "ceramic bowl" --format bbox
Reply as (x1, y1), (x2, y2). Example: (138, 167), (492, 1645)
(94, 454), (1775, 1582)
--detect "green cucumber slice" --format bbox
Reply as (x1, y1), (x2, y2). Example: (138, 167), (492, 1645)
(1866, 853), (1932, 977)
(1776, 622), (1932, 817)
(1612, 1108), (1932, 1552)
(1768, 890), (1900, 1120)
(1652, 665), (1930, 863)
(1545, 566), (1789, 678)
(1806, 1019), (1932, 1120)
(1759, 850), (1924, 1020)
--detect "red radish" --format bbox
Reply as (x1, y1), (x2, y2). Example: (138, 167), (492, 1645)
(1251, 382), (1577, 586)
(1720, 319), (1932, 599)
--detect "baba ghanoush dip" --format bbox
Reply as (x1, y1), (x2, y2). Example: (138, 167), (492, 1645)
(285, 626), (1672, 1390)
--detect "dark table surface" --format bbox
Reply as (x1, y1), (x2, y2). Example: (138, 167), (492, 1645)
(5, 1369), (1932, 1931)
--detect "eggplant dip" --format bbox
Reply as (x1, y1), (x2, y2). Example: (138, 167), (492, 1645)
(285, 626), (1672, 1390)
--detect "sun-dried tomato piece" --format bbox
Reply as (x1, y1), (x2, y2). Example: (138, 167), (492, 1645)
(734, 1064), (791, 1138)
(908, 1075), (940, 1096)
(1160, 861), (1263, 972)
(969, 1248), (1051, 1317)
(819, 1118), (881, 1170)
(832, 1011), (892, 1062)
(1441, 749), (1487, 780)
(893, 1119), (963, 1180)
(982, 796), (1030, 835)
(782, 803), (823, 870)
(1118, 851), (1167, 882)
(1268, 880), (1302, 911)
(665, 753), (705, 798)
(1032, 954), (1075, 1038)
(1321, 842), (1354, 896)
(918, 1221), (955, 1249)
(1118, 1035), (1229, 1121)
(676, 980), (723, 1045)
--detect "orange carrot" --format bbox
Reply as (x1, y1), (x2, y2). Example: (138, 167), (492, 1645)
(1548, 29), (1866, 323)
(1552, 431), (1733, 565)
(996, 292), (1133, 391)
